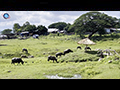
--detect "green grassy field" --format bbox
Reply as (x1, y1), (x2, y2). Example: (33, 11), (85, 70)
(0, 34), (120, 79)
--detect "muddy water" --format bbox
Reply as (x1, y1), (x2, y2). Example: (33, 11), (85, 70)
(45, 74), (82, 79)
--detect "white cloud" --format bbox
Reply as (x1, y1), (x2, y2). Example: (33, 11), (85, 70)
(58, 15), (79, 24)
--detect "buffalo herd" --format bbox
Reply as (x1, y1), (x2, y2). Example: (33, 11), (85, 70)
(11, 46), (92, 64)
(48, 49), (73, 63)
(47, 46), (91, 63)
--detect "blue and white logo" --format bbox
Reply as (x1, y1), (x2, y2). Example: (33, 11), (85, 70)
(3, 13), (10, 19)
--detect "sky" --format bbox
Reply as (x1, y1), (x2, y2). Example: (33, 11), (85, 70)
(0, 11), (120, 32)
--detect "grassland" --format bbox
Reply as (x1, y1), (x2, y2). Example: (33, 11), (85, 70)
(0, 33), (120, 79)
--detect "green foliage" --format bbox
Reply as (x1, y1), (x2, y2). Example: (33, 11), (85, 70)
(100, 55), (120, 64)
(23, 25), (36, 33)
(48, 22), (68, 30)
(59, 50), (99, 63)
(36, 25), (48, 35)
(63, 23), (71, 31)
(68, 11), (119, 38)
(1, 29), (12, 34)
(12, 21), (47, 35)
(13, 23), (21, 33)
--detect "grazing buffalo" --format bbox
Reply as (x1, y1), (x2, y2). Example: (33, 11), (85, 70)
(64, 49), (73, 55)
(21, 55), (28, 58)
(77, 46), (82, 49)
(22, 48), (28, 53)
(85, 46), (91, 51)
(56, 52), (64, 57)
(11, 57), (24, 65)
(48, 55), (58, 63)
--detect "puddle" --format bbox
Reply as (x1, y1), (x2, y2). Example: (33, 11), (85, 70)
(45, 74), (82, 79)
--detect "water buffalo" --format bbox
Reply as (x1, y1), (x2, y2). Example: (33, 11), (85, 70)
(22, 48), (28, 53)
(48, 55), (58, 63)
(11, 57), (24, 65)
(77, 46), (82, 49)
(21, 55), (28, 58)
(64, 49), (73, 55)
(85, 46), (91, 51)
(56, 52), (64, 57)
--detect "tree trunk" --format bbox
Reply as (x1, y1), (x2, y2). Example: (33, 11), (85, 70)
(87, 30), (98, 39)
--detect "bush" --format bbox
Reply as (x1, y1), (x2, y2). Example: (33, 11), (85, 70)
(99, 55), (120, 64)
(2, 52), (31, 59)
(86, 69), (101, 75)
(59, 51), (99, 63)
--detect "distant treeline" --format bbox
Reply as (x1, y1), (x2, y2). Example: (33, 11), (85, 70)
(1, 11), (120, 38)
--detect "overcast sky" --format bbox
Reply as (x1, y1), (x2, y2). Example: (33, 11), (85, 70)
(0, 11), (120, 32)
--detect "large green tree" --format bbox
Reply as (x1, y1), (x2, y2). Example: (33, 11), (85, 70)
(1, 29), (12, 34)
(68, 11), (119, 38)
(13, 23), (21, 33)
(22, 25), (36, 33)
(63, 23), (71, 32)
(21, 21), (30, 31)
(48, 22), (67, 30)
(36, 25), (48, 35)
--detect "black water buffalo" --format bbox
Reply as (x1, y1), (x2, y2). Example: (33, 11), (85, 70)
(21, 55), (28, 58)
(77, 46), (82, 49)
(22, 48), (28, 53)
(11, 57), (24, 65)
(56, 52), (64, 57)
(85, 46), (91, 51)
(64, 49), (73, 55)
(48, 55), (58, 63)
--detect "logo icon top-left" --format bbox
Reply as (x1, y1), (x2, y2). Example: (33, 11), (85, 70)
(2, 13), (10, 19)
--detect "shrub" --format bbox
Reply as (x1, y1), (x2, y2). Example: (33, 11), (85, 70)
(86, 69), (101, 76)
(59, 51), (99, 63)
(2, 52), (31, 59)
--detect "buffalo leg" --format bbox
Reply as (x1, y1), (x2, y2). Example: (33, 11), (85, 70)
(55, 60), (58, 63)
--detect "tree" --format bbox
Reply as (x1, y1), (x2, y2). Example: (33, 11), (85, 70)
(21, 21), (30, 31)
(13, 23), (21, 33)
(36, 25), (48, 35)
(22, 25), (36, 33)
(64, 23), (71, 32)
(68, 11), (119, 38)
(48, 22), (67, 30)
(1, 29), (12, 34)
(23, 21), (30, 26)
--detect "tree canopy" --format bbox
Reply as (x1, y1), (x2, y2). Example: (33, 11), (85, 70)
(48, 22), (68, 30)
(68, 11), (119, 38)
(12, 21), (47, 35)
(1, 29), (12, 34)
(13, 23), (21, 33)
(36, 25), (48, 35)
